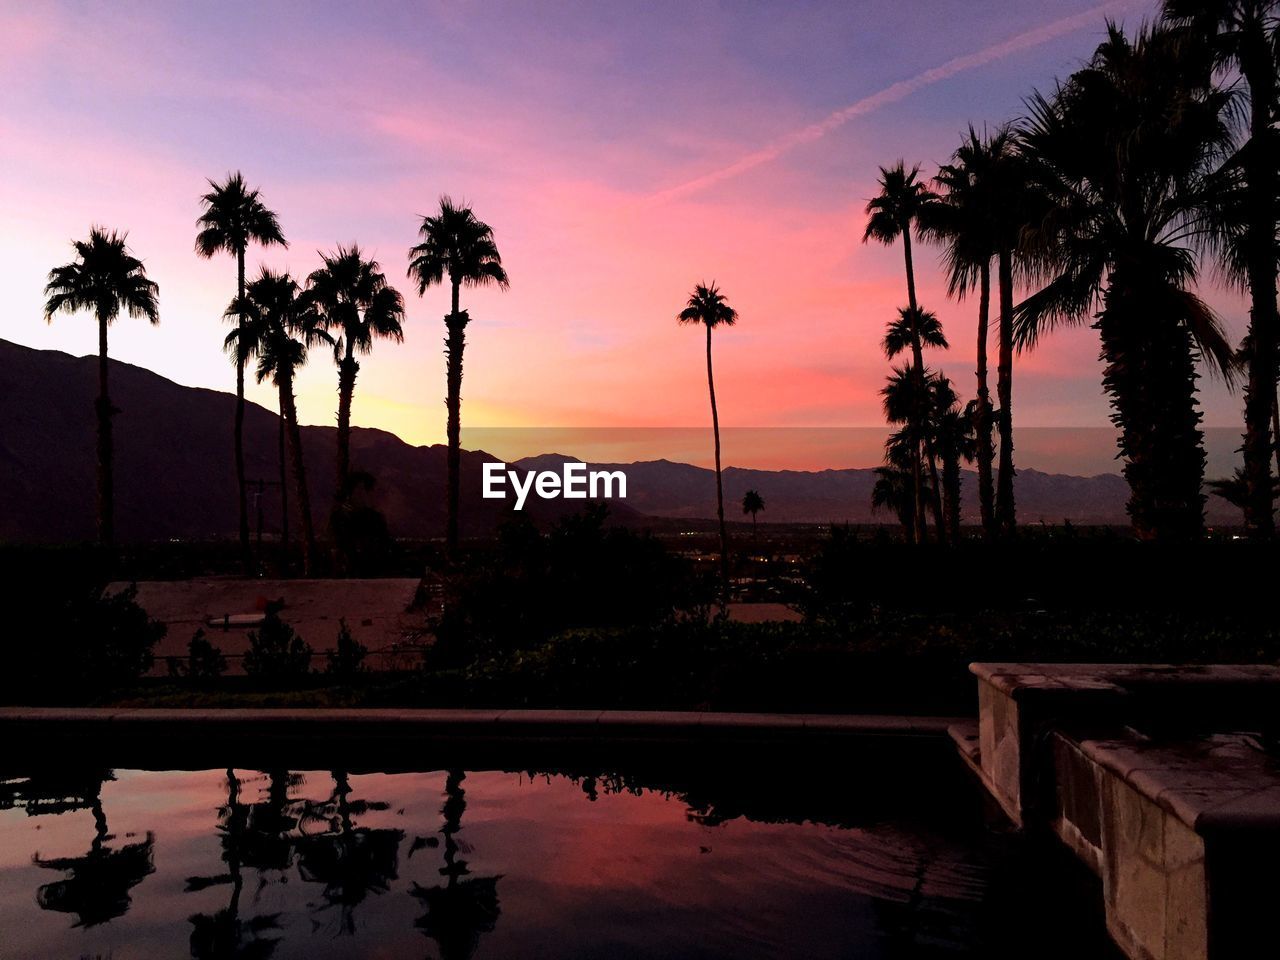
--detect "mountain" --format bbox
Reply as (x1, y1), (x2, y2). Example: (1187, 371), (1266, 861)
(0, 339), (1240, 542)
(514, 453), (1150, 526)
(0, 338), (592, 542)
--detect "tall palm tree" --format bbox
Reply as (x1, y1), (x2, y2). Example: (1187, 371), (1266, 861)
(741, 489), (765, 531)
(1165, 0), (1280, 538)
(927, 128), (1008, 538)
(864, 162), (942, 542)
(308, 246), (405, 524)
(882, 306), (948, 540)
(44, 227), (159, 547)
(196, 173), (287, 570)
(225, 268), (332, 575)
(678, 282), (737, 611)
(1016, 24), (1237, 540)
(407, 197), (509, 557)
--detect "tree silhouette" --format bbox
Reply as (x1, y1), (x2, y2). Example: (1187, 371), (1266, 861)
(928, 128), (1003, 538)
(196, 172), (287, 572)
(678, 282), (737, 612)
(881, 306), (948, 540)
(44, 227), (159, 547)
(865, 162), (942, 543)
(408, 197), (510, 558)
(741, 489), (765, 532)
(411, 770), (502, 960)
(225, 268), (332, 574)
(307, 245), (405, 560)
(1166, 0), (1280, 539)
(1016, 23), (1237, 540)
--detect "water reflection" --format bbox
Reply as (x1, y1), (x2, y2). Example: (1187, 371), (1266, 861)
(0, 755), (1120, 960)
(410, 770), (502, 960)
(2, 770), (156, 928)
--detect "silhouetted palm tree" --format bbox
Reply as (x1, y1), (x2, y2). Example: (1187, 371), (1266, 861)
(865, 162), (940, 542)
(1166, 0), (1280, 539)
(408, 197), (510, 557)
(741, 489), (765, 531)
(44, 227), (159, 547)
(195, 173), (287, 572)
(308, 246), (405, 537)
(872, 435), (918, 538)
(927, 128), (1009, 537)
(932, 378), (978, 541)
(882, 306), (947, 540)
(1016, 24), (1237, 540)
(678, 282), (737, 611)
(225, 269), (332, 574)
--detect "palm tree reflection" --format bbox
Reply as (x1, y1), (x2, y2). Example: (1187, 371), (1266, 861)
(411, 770), (502, 960)
(12, 771), (157, 928)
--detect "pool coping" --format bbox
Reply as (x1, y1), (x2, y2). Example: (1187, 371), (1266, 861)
(0, 707), (960, 740)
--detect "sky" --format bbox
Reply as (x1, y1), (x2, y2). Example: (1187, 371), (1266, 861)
(0, 0), (1252, 470)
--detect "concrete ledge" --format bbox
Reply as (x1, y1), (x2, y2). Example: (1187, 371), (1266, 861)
(0, 707), (960, 741)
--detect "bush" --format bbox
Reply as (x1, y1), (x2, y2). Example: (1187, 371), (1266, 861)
(326, 618), (368, 679)
(168, 628), (227, 685)
(243, 604), (312, 680)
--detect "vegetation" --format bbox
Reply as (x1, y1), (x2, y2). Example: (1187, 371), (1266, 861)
(306, 245), (406, 557)
(678, 282), (738, 611)
(195, 173), (287, 572)
(43, 228), (160, 548)
(224, 268), (332, 574)
(407, 196), (510, 558)
(242, 604), (313, 679)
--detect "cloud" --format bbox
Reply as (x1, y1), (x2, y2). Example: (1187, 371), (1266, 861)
(646, 0), (1146, 204)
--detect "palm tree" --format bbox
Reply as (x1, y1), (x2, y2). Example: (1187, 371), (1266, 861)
(864, 163), (942, 542)
(872, 434), (918, 538)
(196, 173), (287, 570)
(927, 128), (1009, 538)
(741, 489), (765, 545)
(1165, 0), (1280, 539)
(882, 306), (948, 540)
(307, 246), (405, 526)
(407, 197), (510, 557)
(44, 227), (159, 547)
(1016, 24), (1237, 540)
(678, 282), (737, 612)
(225, 268), (332, 575)
(932, 378), (978, 541)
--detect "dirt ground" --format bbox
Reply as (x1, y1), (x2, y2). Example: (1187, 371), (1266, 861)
(109, 578), (430, 673)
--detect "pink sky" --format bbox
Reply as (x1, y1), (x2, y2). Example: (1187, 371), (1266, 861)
(0, 0), (1249, 470)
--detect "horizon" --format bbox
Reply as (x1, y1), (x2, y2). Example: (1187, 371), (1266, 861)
(0, 0), (1253, 466)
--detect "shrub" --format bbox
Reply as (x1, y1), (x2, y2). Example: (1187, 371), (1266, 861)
(243, 604), (312, 680)
(326, 619), (368, 679)
(168, 628), (227, 684)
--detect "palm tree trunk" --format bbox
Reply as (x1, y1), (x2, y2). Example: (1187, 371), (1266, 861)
(706, 324), (729, 612)
(943, 449), (961, 542)
(280, 375), (314, 576)
(996, 247), (1017, 537)
(445, 286), (466, 558)
(1241, 64), (1278, 540)
(975, 261), (996, 538)
(1272, 388), (1280, 484)
(235, 249), (251, 572)
(335, 344), (358, 497)
(901, 228), (927, 544)
(278, 414), (290, 566)
(96, 310), (114, 548)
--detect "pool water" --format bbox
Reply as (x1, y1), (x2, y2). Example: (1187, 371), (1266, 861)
(0, 748), (1117, 959)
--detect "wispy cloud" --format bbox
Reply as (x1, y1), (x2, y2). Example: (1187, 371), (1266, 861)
(647, 0), (1146, 204)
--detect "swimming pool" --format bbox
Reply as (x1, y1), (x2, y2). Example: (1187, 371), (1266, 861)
(0, 740), (1117, 959)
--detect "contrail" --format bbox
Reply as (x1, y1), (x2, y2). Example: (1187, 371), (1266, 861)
(647, 0), (1147, 204)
